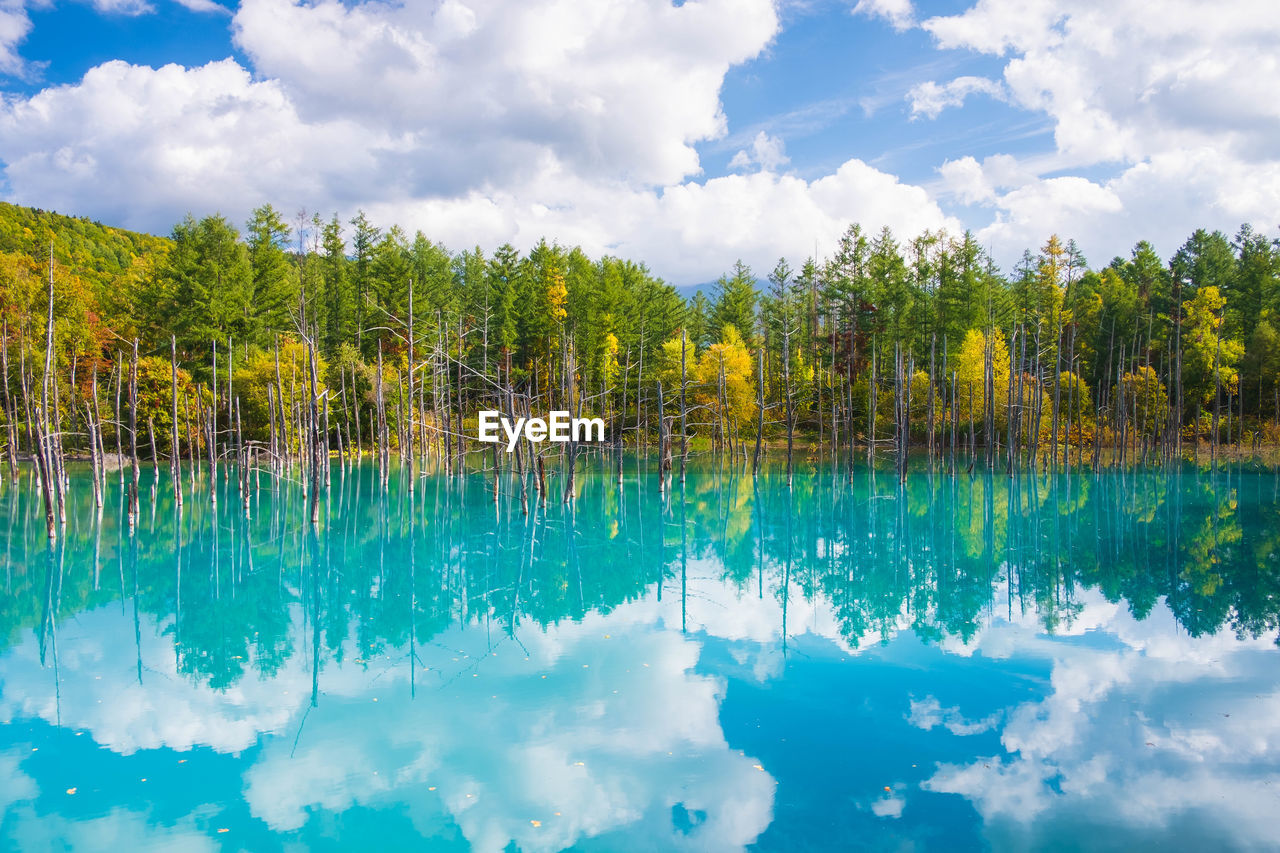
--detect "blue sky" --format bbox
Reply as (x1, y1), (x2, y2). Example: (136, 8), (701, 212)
(1, 0), (1277, 283)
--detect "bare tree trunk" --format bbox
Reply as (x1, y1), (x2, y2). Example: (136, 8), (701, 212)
(171, 336), (182, 507)
(753, 345), (764, 476)
(680, 329), (688, 483)
(37, 260), (58, 539)
(308, 340), (323, 523)
(128, 340), (140, 527)
(1, 322), (18, 482)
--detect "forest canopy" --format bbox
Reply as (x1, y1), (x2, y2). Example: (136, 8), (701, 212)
(2, 200), (1278, 455)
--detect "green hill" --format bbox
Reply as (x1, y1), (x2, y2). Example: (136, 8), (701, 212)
(0, 201), (170, 292)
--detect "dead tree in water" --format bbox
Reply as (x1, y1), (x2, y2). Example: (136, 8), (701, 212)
(127, 340), (140, 527)
(656, 380), (669, 491)
(171, 336), (182, 507)
(376, 343), (388, 487)
(307, 339), (323, 524)
(868, 343), (878, 467)
(753, 345), (764, 476)
(85, 401), (101, 508)
(35, 257), (58, 539)
(1, 322), (18, 483)
(563, 372), (581, 505)
(148, 418), (160, 485)
(679, 329), (688, 483)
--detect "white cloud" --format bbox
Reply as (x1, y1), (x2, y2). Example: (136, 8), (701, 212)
(172, 0), (229, 13)
(0, 0), (964, 284)
(922, 0), (1061, 56)
(907, 76), (1004, 119)
(228, 0), (778, 188)
(0, 59), (380, 234)
(728, 131), (789, 172)
(5, 0), (1274, 277)
(88, 0), (154, 14)
(0, 750), (36, 813)
(922, 0), (1280, 262)
(852, 0), (914, 31)
(0, 44), (957, 283)
(0, 0), (32, 77)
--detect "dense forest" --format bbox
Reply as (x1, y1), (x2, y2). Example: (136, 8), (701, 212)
(2, 198), (1279, 511)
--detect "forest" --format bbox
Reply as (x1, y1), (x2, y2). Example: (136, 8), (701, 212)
(2, 198), (1278, 514)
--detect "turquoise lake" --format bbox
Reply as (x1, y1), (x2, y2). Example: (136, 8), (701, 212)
(1, 455), (1278, 851)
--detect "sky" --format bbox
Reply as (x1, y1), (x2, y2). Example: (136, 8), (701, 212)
(0, 0), (1278, 285)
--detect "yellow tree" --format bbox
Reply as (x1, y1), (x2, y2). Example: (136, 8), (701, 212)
(1182, 286), (1243, 411)
(954, 327), (1010, 427)
(1117, 366), (1169, 439)
(660, 325), (756, 441)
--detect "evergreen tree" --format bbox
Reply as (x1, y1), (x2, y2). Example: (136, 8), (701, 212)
(711, 260), (758, 342)
(245, 203), (296, 345)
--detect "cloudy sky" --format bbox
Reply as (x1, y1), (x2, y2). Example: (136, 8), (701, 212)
(1, 0), (1278, 283)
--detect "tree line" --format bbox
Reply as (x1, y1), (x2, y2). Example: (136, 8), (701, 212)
(2, 199), (1278, 517)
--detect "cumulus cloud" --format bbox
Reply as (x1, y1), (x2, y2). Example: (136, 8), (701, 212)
(88, 0), (154, 14)
(228, 0), (778, 188)
(4, 0), (1275, 278)
(907, 76), (1004, 119)
(0, 585), (808, 851)
(852, 0), (914, 31)
(0, 0), (963, 283)
(0, 59), (379, 233)
(728, 131), (789, 172)
(172, 0), (230, 13)
(0, 0), (32, 77)
(922, 0), (1280, 261)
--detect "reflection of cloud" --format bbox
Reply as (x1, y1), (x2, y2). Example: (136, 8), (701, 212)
(664, 556), (912, 677)
(0, 608), (311, 754)
(907, 695), (1000, 736)
(0, 750), (37, 813)
(0, 598), (774, 852)
(922, 587), (1280, 848)
(870, 795), (905, 818)
(3, 804), (217, 852)
(243, 603), (775, 852)
(6, 566), (1279, 850)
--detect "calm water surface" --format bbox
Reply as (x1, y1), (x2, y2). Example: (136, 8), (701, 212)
(1, 455), (1279, 852)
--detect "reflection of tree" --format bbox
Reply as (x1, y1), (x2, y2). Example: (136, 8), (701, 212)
(4, 454), (1280, 688)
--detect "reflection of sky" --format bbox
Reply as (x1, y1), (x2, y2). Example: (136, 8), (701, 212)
(1, 591), (778, 851)
(923, 586), (1280, 850)
(2, 575), (1278, 850)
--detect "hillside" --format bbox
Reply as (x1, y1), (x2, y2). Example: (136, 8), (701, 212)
(0, 201), (170, 292)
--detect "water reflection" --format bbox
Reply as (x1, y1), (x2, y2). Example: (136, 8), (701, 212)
(1, 455), (1278, 850)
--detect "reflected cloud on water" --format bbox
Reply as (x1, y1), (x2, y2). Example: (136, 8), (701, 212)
(1, 455), (1278, 850)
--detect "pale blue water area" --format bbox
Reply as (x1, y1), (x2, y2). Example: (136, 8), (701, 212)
(1, 456), (1278, 851)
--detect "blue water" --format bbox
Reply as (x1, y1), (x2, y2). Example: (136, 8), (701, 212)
(1, 455), (1278, 851)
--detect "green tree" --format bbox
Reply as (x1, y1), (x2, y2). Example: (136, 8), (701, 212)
(244, 203), (297, 345)
(321, 215), (354, 353)
(711, 260), (757, 343)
